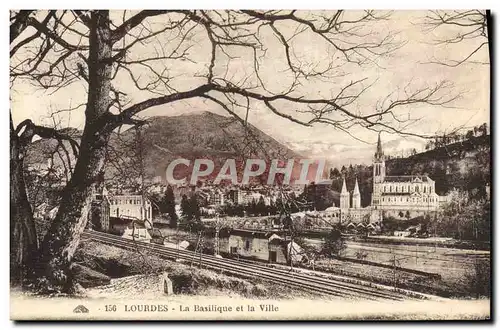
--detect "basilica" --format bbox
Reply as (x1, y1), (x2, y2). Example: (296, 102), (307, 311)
(369, 134), (444, 214)
(322, 134), (449, 223)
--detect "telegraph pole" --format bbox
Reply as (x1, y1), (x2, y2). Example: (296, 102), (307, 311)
(136, 126), (149, 228)
(214, 213), (220, 256)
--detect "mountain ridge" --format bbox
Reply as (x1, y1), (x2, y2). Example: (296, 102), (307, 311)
(26, 112), (311, 186)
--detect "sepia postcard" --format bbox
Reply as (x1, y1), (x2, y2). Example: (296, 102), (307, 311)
(9, 9), (491, 321)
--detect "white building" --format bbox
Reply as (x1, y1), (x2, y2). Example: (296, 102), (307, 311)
(335, 133), (448, 222)
(243, 192), (263, 205)
(370, 134), (445, 216)
(109, 195), (153, 224)
(210, 190), (225, 206)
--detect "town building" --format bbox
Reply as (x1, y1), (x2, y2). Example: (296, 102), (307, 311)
(243, 191), (264, 205)
(209, 189), (225, 206)
(228, 188), (243, 204)
(108, 194), (153, 225)
(218, 229), (306, 264)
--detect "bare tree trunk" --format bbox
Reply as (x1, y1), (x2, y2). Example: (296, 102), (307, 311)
(38, 11), (113, 293)
(10, 116), (38, 285)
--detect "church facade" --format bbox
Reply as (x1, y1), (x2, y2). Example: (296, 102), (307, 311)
(334, 134), (449, 222)
(369, 134), (445, 216)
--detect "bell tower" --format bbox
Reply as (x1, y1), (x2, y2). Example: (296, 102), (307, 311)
(373, 133), (386, 183)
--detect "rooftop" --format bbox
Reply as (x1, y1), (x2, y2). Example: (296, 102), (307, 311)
(383, 176), (431, 183)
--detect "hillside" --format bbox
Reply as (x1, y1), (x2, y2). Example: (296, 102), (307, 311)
(25, 112), (311, 187)
(106, 111), (307, 184)
(386, 135), (490, 196)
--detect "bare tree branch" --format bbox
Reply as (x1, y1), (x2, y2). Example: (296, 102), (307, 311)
(420, 10), (489, 66)
(16, 119), (80, 157)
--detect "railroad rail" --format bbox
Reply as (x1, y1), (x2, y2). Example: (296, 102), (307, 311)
(82, 230), (426, 301)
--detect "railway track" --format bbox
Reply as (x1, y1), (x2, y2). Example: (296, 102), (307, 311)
(82, 230), (423, 301)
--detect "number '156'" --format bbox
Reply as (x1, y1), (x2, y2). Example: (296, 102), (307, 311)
(105, 305), (117, 312)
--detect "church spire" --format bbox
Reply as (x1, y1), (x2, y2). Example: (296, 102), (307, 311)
(373, 133), (386, 183)
(340, 177), (350, 209)
(353, 178), (360, 195)
(341, 177), (348, 195)
(374, 132), (384, 161)
(352, 178), (361, 209)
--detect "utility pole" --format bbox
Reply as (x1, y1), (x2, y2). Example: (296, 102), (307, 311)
(190, 230), (203, 268)
(199, 232), (203, 267)
(392, 252), (397, 290)
(176, 225), (180, 259)
(135, 126), (149, 228)
(214, 213), (220, 256)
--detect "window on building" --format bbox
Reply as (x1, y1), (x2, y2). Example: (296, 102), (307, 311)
(245, 240), (250, 250)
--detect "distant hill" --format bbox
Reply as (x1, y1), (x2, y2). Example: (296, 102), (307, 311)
(26, 112), (314, 187)
(386, 135), (490, 196)
(106, 111), (307, 184)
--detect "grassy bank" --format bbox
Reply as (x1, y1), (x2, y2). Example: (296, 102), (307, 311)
(75, 239), (326, 300)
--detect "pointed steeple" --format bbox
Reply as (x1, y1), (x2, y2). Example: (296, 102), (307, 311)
(340, 177), (350, 210)
(341, 178), (348, 195)
(374, 132), (384, 161)
(353, 178), (360, 195)
(352, 178), (361, 209)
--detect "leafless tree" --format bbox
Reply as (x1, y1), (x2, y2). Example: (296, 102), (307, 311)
(421, 10), (490, 67)
(10, 112), (79, 286)
(11, 10), (458, 293)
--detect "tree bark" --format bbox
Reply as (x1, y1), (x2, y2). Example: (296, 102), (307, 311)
(38, 11), (113, 293)
(10, 115), (39, 285)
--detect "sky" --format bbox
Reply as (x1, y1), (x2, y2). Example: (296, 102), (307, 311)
(10, 10), (490, 167)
